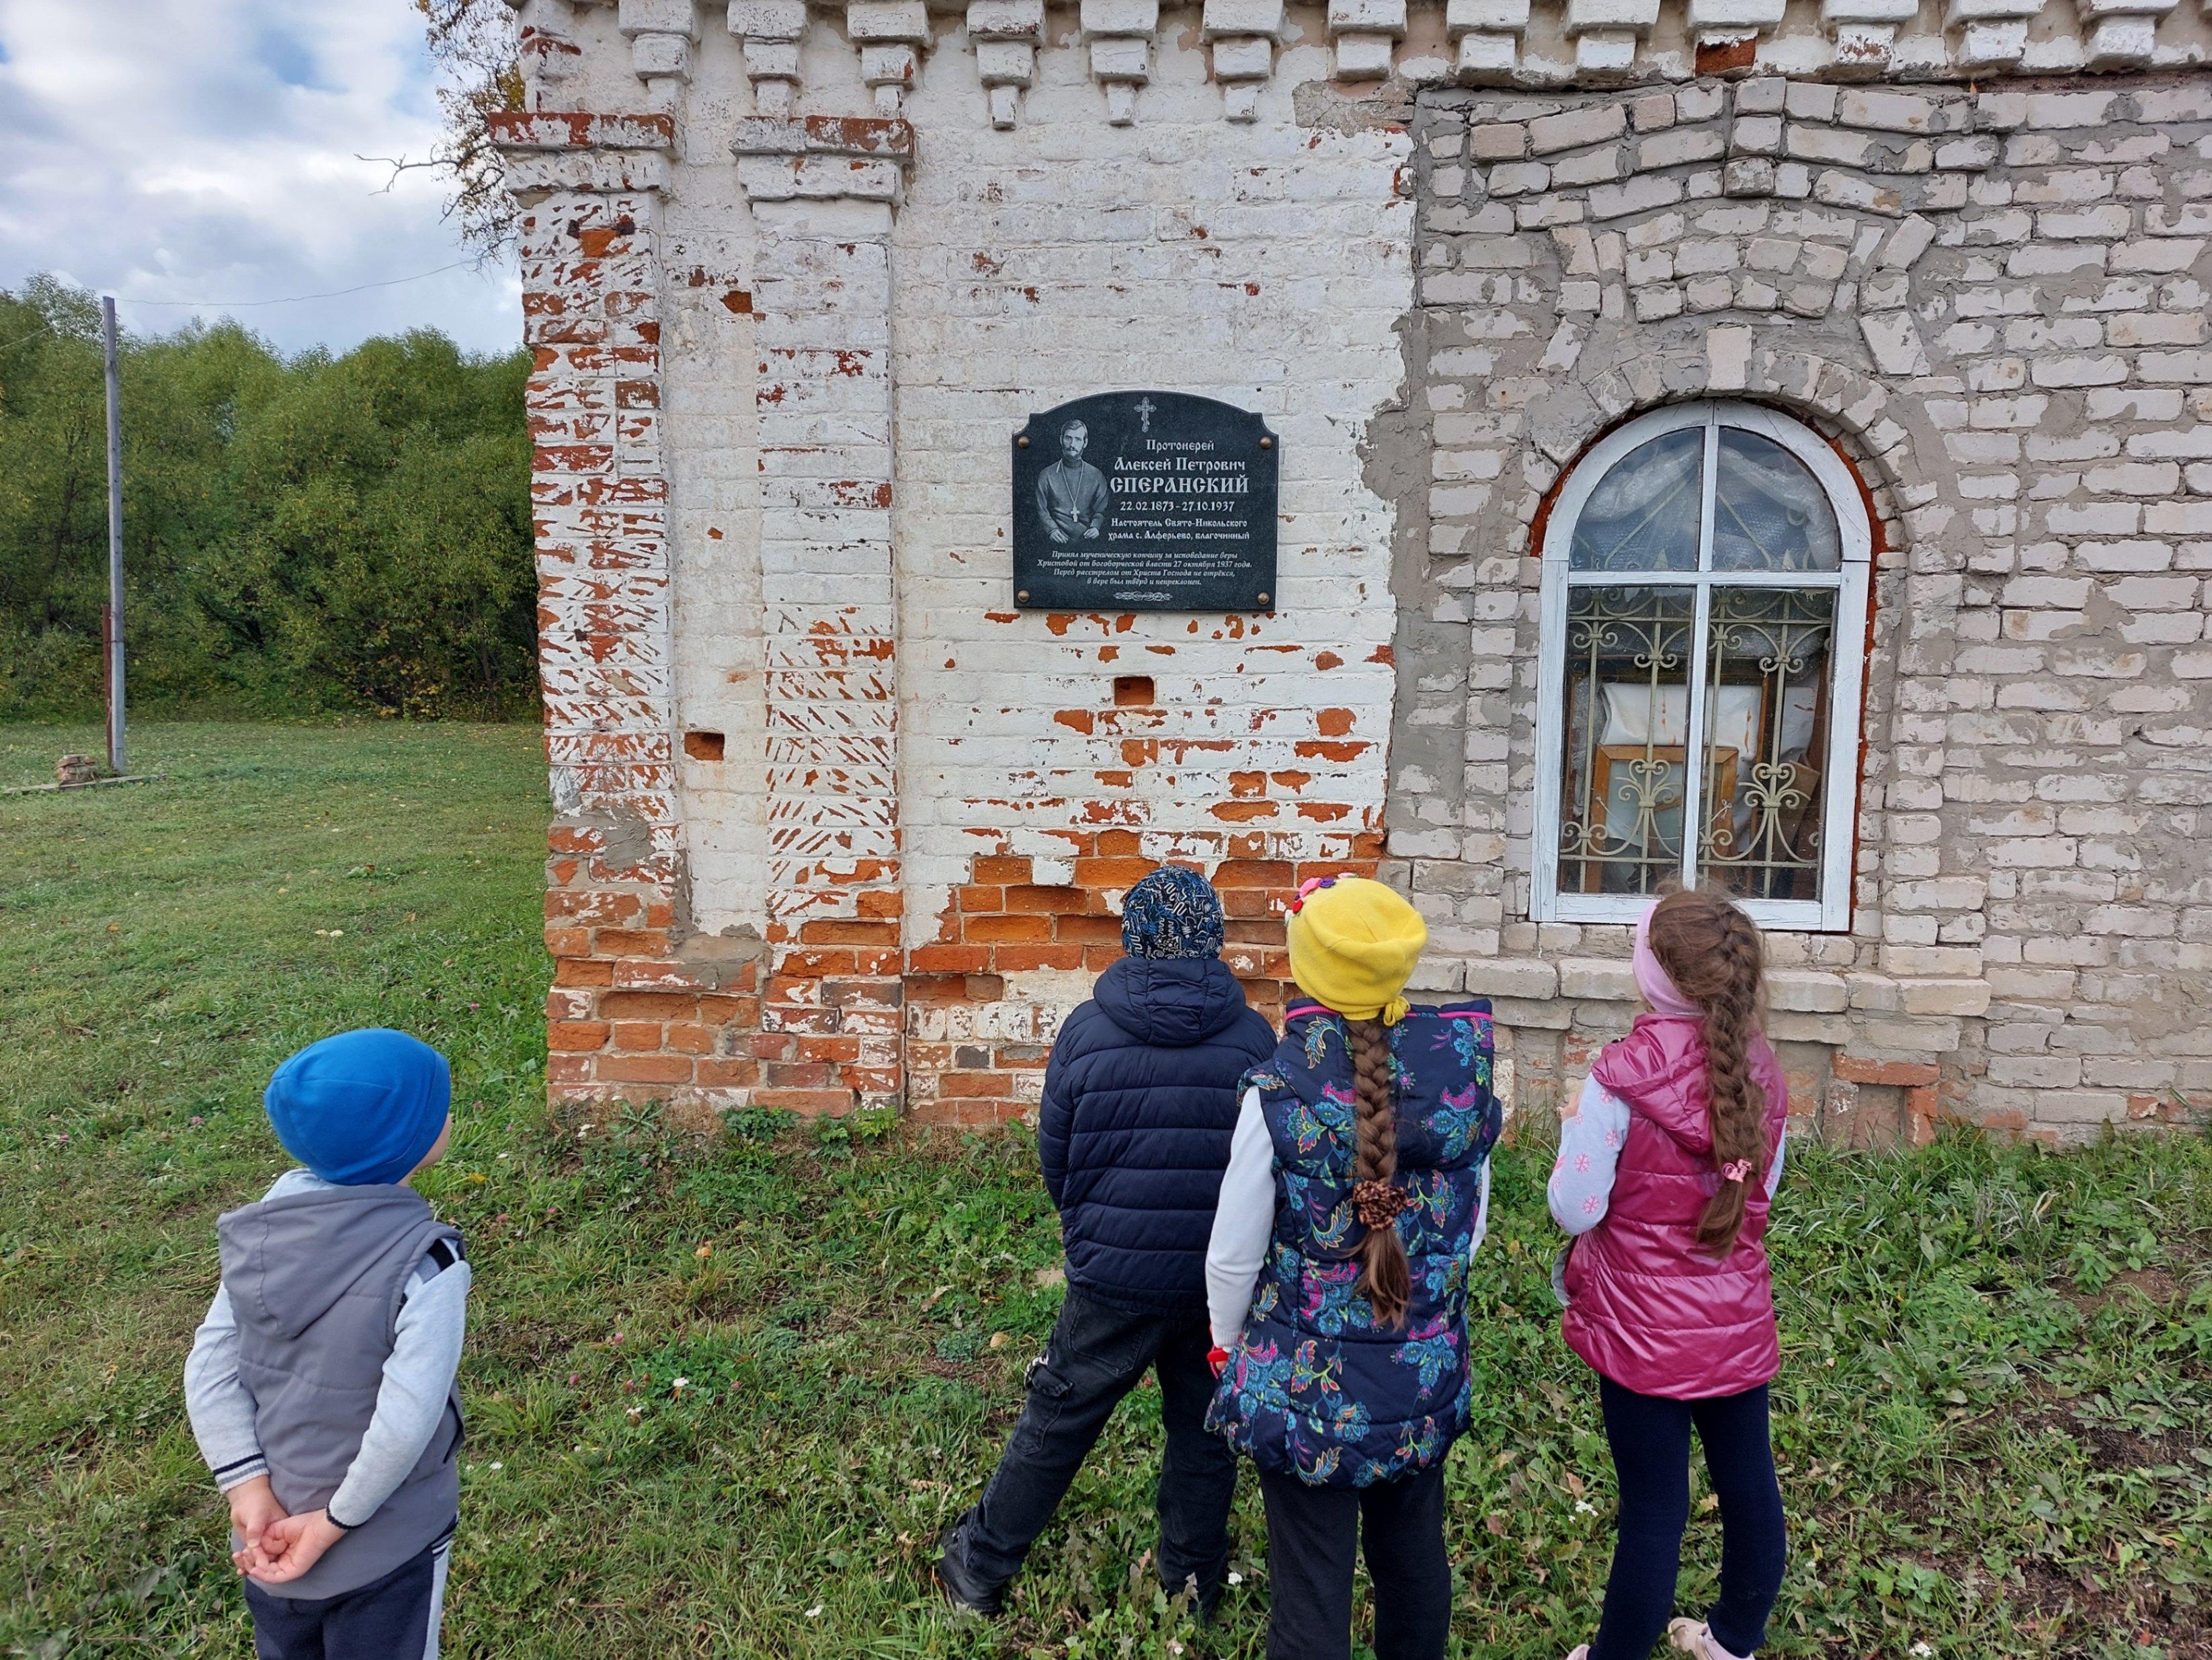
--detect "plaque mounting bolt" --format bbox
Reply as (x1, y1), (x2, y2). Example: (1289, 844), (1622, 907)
(1257, 593), (1271, 606)
(1016, 589), (1031, 602)
(1260, 436), (1273, 449)
(1016, 435), (1030, 448)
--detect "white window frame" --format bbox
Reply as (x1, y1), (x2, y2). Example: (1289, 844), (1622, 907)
(1530, 401), (1872, 933)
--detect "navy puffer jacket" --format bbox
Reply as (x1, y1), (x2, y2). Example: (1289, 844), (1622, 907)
(1038, 956), (1278, 1314)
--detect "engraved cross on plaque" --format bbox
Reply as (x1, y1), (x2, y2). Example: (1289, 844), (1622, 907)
(1134, 395), (1156, 433)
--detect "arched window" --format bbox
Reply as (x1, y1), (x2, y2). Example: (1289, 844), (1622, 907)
(1531, 402), (1871, 931)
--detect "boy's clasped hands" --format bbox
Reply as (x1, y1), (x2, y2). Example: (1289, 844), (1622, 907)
(226, 1474), (345, 1584)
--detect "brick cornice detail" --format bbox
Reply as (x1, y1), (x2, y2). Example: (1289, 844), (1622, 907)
(729, 114), (915, 160)
(492, 112), (678, 196)
(731, 114), (917, 210)
(489, 111), (678, 152)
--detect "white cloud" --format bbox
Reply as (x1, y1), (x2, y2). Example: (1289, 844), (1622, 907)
(0, 0), (521, 355)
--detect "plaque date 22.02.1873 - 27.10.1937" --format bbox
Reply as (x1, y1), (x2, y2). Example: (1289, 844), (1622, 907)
(1011, 391), (1278, 613)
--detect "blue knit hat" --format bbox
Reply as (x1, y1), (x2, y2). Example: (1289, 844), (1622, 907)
(263, 1029), (452, 1187)
(1119, 866), (1226, 960)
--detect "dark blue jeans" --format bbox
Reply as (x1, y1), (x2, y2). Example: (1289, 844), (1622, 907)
(243, 1538), (448, 1660)
(944, 1286), (1237, 1607)
(1590, 1378), (1787, 1660)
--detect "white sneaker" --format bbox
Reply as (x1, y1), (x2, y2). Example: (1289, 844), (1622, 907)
(1668, 1619), (1752, 1660)
(1565, 1647), (1590, 1660)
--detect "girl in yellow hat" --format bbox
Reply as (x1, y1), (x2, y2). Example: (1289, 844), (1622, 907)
(1203, 875), (1503, 1660)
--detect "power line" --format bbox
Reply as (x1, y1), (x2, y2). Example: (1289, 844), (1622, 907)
(117, 258), (487, 309)
(0, 322), (54, 354)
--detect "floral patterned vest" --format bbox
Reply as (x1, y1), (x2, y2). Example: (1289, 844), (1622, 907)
(1206, 1000), (1500, 1489)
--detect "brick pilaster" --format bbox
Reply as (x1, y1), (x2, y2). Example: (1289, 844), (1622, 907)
(737, 118), (917, 1113)
(495, 112), (764, 1116)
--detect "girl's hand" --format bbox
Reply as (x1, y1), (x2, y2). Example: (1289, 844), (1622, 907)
(225, 1475), (287, 1556)
(246, 1509), (347, 1585)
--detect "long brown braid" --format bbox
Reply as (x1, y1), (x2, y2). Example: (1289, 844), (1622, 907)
(1646, 886), (1769, 1255)
(1345, 1017), (1412, 1327)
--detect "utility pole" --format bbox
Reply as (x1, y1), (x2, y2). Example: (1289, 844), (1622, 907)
(101, 296), (125, 775)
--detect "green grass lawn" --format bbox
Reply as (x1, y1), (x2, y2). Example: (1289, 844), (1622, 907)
(1, 721), (2207, 1660)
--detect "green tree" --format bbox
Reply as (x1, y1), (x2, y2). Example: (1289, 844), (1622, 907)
(0, 278), (536, 719)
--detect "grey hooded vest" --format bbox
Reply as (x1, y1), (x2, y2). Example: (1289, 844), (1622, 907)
(218, 1183), (464, 1600)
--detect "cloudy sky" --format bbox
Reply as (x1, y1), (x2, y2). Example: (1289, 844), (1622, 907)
(0, 0), (522, 356)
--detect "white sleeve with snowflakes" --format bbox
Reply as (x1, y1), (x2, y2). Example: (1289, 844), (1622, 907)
(1547, 1074), (1631, 1236)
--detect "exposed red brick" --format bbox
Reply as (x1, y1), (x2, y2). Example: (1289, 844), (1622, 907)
(966, 914), (1055, 943)
(548, 1021), (610, 1052)
(694, 1058), (761, 1088)
(1213, 859), (1295, 889)
(1070, 855), (1157, 886)
(1694, 33), (1758, 73)
(665, 1023), (716, 1056)
(581, 1056), (686, 1087)
(751, 1087), (858, 1115)
(796, 920), (901, 947)
(1057, 914), (1123, 945)
(935, 1072), (1020, 1099)
(911, 944), (991, 974)
(595, 928), (671, 955)
(598, 990), (699, 1020)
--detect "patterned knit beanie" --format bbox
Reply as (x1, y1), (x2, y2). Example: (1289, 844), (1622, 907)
(1119, 866), (1227, 960)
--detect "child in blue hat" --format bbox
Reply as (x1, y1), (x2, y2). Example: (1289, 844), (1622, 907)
(183, 1029), (470, 1659)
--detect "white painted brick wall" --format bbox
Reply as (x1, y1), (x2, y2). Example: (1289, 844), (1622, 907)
(651, 19), (1413, 944)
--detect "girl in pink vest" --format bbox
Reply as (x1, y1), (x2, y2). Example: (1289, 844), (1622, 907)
(1549, 888), (1791, 1660)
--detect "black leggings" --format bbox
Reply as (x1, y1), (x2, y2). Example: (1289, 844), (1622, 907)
(1256, 1463), (1449, 1660)
(1590, 1378), (1787, 1660)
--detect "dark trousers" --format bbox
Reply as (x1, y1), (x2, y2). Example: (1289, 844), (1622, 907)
(1590, 1378), (1787, 1660)
(243, 1538), (448, 1660)
(948, 1286), (1237, 1604)
(1256, 1463), (1449, 1660)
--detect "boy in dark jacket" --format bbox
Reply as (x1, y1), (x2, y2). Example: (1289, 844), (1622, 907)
(938, 866), (1276, 1618)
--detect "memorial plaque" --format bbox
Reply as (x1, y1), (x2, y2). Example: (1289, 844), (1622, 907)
(1012, 391), (1278, 612)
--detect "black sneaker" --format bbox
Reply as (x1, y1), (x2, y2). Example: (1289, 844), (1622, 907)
(933, 1519), (1006, 1617)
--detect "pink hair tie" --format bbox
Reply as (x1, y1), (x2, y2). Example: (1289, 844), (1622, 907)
(1720, 1160), (1752, 1184)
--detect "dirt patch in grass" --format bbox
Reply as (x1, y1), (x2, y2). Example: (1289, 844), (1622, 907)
(2014, 1558), (2211, 1657)
(2080, 1417), (2201, 1474)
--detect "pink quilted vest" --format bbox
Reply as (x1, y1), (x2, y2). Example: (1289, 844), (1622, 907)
(1561, 1014), (1791, 1400)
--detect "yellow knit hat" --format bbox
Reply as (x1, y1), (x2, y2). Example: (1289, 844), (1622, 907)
(1285, 876), (1428, 1026)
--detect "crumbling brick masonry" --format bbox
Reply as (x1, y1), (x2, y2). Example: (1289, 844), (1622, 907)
(498, 0), (2211, 1143)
